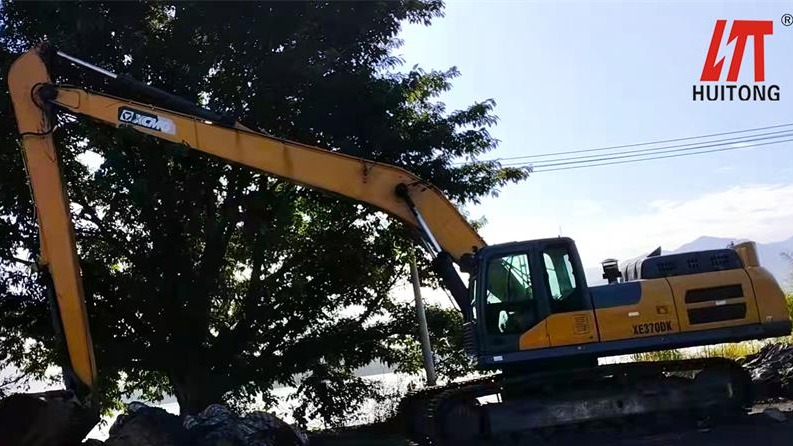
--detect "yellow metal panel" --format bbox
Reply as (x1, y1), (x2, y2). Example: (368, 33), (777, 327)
(666, 270), (760, 332)
(734, 241), (760, 267)
(8, 50), (97, 390)
(48, 86), (485, 262)
(546, 311), (598, 347)
(518, 320), (549, 350)
(595, 279), (680, 342)
(746, 266), (790, 325)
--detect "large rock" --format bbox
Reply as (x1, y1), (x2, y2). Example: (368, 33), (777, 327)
(104, 402), (191, 446)
(184, 403), (308, 446)
(742, 343), (793, 399)
(103, 402), (308, 446)
(0, 390), (99, 446)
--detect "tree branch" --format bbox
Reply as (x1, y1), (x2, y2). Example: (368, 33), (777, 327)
(70, 183), (138, 262)
(196, 169), (244, 293)
(212, 205), (270, 360)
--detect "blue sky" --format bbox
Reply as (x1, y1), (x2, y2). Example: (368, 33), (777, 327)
(397, 0), (793, 269)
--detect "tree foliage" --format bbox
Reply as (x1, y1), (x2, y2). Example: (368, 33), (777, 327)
(0, 1), (528, 425)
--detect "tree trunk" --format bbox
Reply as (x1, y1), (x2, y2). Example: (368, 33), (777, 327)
(170, 368), (226, 416)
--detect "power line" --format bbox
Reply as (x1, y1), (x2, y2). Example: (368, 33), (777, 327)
(455, 122), (793, 164)
(523, 131), (793, 169)
(498, 129), (793, 167)
(530, 137), (793, 173)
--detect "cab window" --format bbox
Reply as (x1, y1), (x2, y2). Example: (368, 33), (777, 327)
(542, 246), (587, 313)
(484, 253), (539, 335)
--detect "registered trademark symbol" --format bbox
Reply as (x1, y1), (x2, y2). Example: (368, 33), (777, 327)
(782, 13), (793, 26)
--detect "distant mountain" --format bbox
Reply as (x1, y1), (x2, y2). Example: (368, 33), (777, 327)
(671, 236), (749, 255)
(585, 235), (793, 289)
(354, 360), (394, 377)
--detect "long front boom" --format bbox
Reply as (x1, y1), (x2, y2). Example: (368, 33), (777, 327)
(46, 87), (485, 261)
(8, 45), (485, 395)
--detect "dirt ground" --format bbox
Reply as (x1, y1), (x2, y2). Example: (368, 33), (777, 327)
(309, 400), (793, 446)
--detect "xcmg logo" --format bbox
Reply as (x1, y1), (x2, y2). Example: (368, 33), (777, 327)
(693, 19), (780, 102)
(118, 107), (177, 135)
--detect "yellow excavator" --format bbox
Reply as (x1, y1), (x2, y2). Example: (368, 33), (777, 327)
(6, 43), (791, 444)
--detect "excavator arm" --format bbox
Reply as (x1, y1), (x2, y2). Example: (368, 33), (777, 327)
(8, 44), (485, 398)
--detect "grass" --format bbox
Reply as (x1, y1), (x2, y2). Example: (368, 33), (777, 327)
(698, 341), (767, 359)
(630, 348), (685, 362)
(631, 339), (776, 363)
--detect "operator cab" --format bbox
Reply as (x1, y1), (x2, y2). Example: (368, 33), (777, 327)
(468, 237), (597, 364)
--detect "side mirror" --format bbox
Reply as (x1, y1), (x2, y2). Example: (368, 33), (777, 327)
(459, 252), (476, 274)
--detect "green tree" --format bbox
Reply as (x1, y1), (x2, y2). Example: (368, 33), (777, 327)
(0, 1), (527, 426)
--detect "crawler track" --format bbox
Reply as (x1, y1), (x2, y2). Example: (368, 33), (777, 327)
(396, 358), (753, 446)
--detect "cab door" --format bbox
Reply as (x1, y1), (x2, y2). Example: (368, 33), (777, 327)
(478, 249), (551, 353)
(534, 240), (600, 347)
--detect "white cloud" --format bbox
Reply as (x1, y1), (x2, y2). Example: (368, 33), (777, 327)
(478, 183), (793, 270)
(572, 183), (793, 267)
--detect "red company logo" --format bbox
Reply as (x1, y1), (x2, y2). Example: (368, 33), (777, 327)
(693, 19), (780, 101)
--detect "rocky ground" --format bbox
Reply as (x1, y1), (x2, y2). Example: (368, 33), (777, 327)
(2, 343), (791, 445)
(310, 342), (793, 446)
(308, 399), (793, 446)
